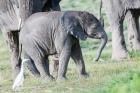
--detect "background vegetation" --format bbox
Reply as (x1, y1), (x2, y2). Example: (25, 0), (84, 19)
(0, 0), (140, 93)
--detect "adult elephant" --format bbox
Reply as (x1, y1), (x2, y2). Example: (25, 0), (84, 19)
(0, 0), (61, 79)
(100, 0), (140, 60)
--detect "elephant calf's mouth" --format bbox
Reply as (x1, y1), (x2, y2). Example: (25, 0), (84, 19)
(88, 34), (101, 39)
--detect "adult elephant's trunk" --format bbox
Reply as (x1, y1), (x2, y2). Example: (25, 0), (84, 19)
(95, 31), (108, 61)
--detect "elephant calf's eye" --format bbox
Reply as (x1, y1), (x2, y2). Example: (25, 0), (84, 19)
(93, 26), (97, 29)
(91, 26), (98, 31)
(91, 24), (98, 29)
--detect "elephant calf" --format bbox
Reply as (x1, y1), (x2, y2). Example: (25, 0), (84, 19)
(18, 11), (107, 81)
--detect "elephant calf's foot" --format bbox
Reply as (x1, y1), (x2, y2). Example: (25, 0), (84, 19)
(79, 72), (89, 79)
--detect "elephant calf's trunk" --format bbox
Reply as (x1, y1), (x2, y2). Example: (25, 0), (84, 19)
(95, 32), (108, 61)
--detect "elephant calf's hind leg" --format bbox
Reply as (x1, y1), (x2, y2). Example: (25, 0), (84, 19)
(24, 53), (40, 77)
(32, 56), (54, 81)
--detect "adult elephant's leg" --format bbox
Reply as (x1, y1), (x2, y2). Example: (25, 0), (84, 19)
(42, 2), (61, 11)
(127, 10), (140, 51)
(111, 16), (128, 60)
(2, 31), (21, 79)
(51, 5), (61, 11)
(71, 42), (88, 78)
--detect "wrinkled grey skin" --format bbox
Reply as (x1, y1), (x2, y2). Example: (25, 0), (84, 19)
(101, 0), (140, 60)
(19, 11), (108, 80)
(0, 0), (61, 79)
(126, 10), (140, 51)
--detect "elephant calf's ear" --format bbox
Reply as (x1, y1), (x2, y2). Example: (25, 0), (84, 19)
(61, 12), (87, 40)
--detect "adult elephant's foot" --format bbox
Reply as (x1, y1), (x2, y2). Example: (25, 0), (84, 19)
(12, 65), (21, 79)
(132, 43), (140, 51)
(11, 50), (21, 80)
(42, 75), (54, 81)
(129, 39), (140, 51)
(57, 76), (67, 81)
(112, 49), (128, 60)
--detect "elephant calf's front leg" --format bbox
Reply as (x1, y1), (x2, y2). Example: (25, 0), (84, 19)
(57, 40), (72, 80)
(71, 42), (88, 78)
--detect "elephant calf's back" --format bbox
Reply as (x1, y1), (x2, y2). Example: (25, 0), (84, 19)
(19, 12), (63, 56)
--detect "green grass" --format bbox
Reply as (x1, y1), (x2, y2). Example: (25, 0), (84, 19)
(0, 0), (140, 92)
(0, 33), (140, 93)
